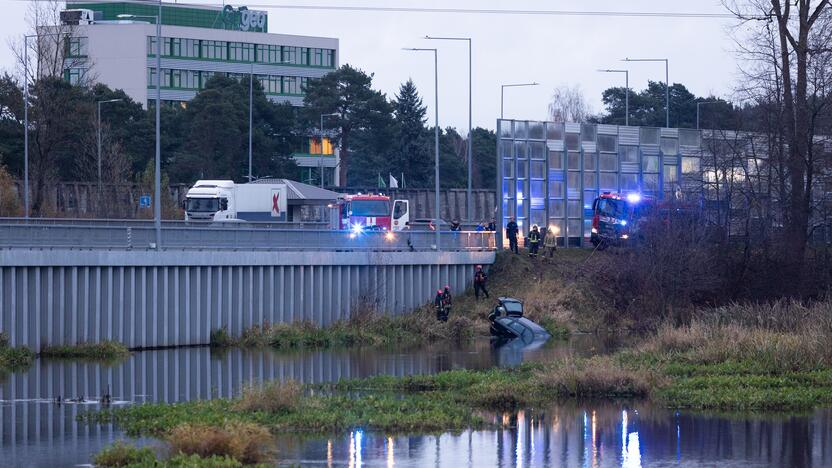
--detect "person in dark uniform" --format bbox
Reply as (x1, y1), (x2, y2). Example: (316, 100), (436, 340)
(434, 289), (447, 321)
(506, 217), (519, 254)
(528, 225), (541, 258)
(473, 265), (489, 300)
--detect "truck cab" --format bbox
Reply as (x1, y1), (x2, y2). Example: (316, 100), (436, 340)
(338, 194), (409, 232)
(183, 180), (235, 221)
(590, 192), (653, 248)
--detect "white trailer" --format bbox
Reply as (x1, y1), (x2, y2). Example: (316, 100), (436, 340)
(183, 180), (288, 222)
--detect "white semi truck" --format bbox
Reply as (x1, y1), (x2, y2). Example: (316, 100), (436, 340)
(183, 180), (288, 222)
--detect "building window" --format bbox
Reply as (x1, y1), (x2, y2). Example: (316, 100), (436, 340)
(282, 46), (296, 64)
(300, 47), (309, 65)
(64, 67), (87, 84)
(181, 70), (199, 89)
(163, 37), (181, 57)
(65, 36), (88, 57)
(324, 49), (335, 67)
(201, 40), (227, 60)
(181, 38), (200, 58)
(312, 48), (324, 66)
(283, 76), (299, 94)
(200, 71), (216, 88)
(147, 67), (157, 86)
(228, 42), (254, 61)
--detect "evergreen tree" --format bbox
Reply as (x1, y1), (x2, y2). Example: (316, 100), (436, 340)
(391, 79), (431, 187)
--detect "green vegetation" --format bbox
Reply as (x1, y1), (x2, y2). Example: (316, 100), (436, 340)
(39, 341), (130, 360)
(94, 440), (259, 467)
(0, 346), (35, 371)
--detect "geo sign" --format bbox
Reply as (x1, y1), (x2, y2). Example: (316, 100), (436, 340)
(221, 5), (267, 32)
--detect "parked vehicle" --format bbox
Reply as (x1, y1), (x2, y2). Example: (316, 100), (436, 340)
(590, 192), (654, 250)
(337, 194), (409, 232)
(488, 297), (550, 343)
(183, 180), (288, 222)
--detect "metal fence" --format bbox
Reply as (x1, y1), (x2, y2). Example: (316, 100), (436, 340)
(0, 221), (496, 251)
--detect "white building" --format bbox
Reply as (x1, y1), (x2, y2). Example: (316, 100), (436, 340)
(60, 0), (341, 185)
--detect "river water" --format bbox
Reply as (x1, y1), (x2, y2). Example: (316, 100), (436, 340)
(1, 338), (830, 467)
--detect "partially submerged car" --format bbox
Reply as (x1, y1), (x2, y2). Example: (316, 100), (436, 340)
(488, 297), (550, 343)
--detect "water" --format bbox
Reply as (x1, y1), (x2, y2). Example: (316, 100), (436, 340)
(1, 339), (830, 467)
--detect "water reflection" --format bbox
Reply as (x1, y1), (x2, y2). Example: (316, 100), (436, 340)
(276, 404), (832, 467)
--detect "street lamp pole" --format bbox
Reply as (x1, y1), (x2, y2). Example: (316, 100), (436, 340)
(248, 64), (253, 182)
(404, 47), (440, 250)
(696, 101), (719, 130)
(425, 36), (472, 221)
(118, 7), (161, 248)
(598, 69), (629, 126)
(623, 58), (669, 127)
(500, 82), (539, 119)
(97, 98), (123, 211)
(319, 113), (338, 188)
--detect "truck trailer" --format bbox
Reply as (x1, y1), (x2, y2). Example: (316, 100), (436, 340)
(183, 180), (288, 222)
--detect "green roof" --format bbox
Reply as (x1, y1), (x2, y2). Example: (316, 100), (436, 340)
(69, 1), (268, 33)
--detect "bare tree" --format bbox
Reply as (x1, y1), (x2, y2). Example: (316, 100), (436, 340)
(548, 85), (591, 123)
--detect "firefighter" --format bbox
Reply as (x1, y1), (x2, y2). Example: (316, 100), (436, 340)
(543, 226), (557, 258)
(506, 217), (519, 254)
(434, 289), (447, 321)
(487, 218), (497, 232)
(473, 265), (489, 300)
(450, 219), (462, 231)
(528, 225), (541, 258)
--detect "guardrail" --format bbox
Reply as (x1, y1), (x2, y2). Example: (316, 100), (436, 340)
(0, 222), (496, 251)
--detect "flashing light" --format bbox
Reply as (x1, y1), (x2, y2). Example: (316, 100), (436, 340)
(385, 232), (395, 241)
(621, 234), (629, 240)
(351, 223), (364, 234)
(349, 232), (357, 239)
(626, 193), (642, 204)
(591, 227), (598, 234)
(620, 220), (628, 226)
(548, 225), (561, 235)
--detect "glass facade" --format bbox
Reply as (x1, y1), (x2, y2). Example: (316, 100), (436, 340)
(498, 120), (703, 247)
(147, 36), (336, 68)
(147, 67), (308, 95)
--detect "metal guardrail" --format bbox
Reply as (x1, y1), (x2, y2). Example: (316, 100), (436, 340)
(0, 217), (329, 229)
(0, 222), (496, 251)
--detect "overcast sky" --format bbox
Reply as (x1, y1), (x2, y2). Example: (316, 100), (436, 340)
(0, 0), (741, 130)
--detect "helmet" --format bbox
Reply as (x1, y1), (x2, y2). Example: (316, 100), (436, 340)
(437, 289), (443, 294)
(475, 264), (482, 269)
(444, 285), (450, 290)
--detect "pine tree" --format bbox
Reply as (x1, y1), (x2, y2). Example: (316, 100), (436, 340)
(392, 79), (431, 187)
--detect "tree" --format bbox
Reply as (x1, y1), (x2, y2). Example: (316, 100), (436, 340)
(0, 74), (24, 177)
(548, 85), (591, 122)
(390, 79), (430, 187)
(303, 65), (392, 186)
(470, 127), (497, 189)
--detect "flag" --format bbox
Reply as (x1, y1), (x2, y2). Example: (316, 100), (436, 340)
(389, 174), (399, 188)
(401, 172), (406, 189)
(377, 173), (386, 188)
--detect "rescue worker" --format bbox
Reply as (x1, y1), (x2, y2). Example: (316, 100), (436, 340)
(434, 289), (447, 321)
(506, 217), (519, 254)
(543, 226), (557, 258)
(473, 265), (489, 299)
(450, 219), (462, 231)
(528, 225), (541, 258)
(487, 218), (497, 232)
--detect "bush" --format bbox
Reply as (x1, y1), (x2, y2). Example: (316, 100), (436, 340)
(94, 441), (156, 467)
(0, 331), (8, 348)
(0, 346), (35, 370)
(234, 380), (301, 413)
(533, 357), (654, 398)
(166, 422), (273, 465)
(210, 327), (232, 347)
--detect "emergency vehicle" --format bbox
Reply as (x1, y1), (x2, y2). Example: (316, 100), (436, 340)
(338, 194), (409, 232)
(590, 192), (654, 249)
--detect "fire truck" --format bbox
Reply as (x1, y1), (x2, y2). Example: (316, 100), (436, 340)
(590, 192), (654, 249)
(337, 194), (410, 232)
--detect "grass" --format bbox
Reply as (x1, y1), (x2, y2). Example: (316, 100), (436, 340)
(94, 440), (262, 467)
(166, 421), (273, 465)
(0, 346), (35, 371)
(39, 341), (130, 360)
(234, 380), (301, 413)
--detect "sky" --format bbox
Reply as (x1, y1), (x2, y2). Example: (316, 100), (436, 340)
(0, 0), (742, 131)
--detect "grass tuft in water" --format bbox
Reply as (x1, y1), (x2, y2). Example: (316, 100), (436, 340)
(40, 341), (129, 360)
(166, 421), (273, 465)
(234, 380), (301, 413)
(94, 441), (156, 467)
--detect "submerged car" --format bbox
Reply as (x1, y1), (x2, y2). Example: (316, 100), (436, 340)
(488, 297), (550, 343)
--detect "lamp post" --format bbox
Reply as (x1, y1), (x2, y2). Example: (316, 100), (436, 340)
(598, 69), (629, 126)
(425, 35), (472, 222)
(500, 82), (538, 119)
(319, 113), (339, 188)
(403, 47), (440, 250)
(623, 57), (669, 128)
(97, 98), (123, 212)
(118, 5), (161, 249)
(22, 31), (71, 219)
(696, 101), (719, 130)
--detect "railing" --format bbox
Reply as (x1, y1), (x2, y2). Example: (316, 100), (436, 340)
(0, 221), (496, 251)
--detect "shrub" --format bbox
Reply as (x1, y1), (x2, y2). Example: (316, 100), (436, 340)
(234, 380), (301, 413)
(533, 357), (654, 398)
(166, 422), (273, 465)
(0, 346), (35, 370)
(94, 441), (156, 467)
(210, 327), (232, 347)
(0, 331), (8, 348)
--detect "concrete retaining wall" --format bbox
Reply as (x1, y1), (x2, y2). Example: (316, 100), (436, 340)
(0, 249), (495, 349)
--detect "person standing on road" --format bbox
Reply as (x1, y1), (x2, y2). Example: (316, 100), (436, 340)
(506, 217), (519, 254)
(543, 226), (557, 258)
(473, 265), (489, 299)
(528, 225), (541, 258)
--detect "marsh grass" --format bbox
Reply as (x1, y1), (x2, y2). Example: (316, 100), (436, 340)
(40, 341), (129, 360)
(94, 441), (156, 467)
(0, 346), (34, 371)
(234, 380), (300, 413)
(166, 421), (273, 465)
(532, 356), (656, 398)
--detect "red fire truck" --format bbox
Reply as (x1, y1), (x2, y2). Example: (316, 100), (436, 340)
(590, 192), (654, 249)
(337, 194), (409, 232)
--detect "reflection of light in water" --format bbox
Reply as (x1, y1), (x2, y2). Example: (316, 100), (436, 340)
(348, 430), (364, 468)
(327, 439), (333, 468)
(592, 410), (598, 468)
(387, 436), (394, 468)
(516, 410), (525, 468)
(530, 416), (535, 459)
(621, 410), (642, 468)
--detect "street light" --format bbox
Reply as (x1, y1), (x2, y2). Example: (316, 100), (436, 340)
(500, 82), (538, 119)
(119, 5), (161, 249)
(696, 101), (719, 130)
(623, 57), (669, 128)
(96, 98), (123, 211)
(425, 35), (473, 222)
(403, 47), (440, 251)
(319, 113), (339, 188)
(598, 69), (629, 126)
